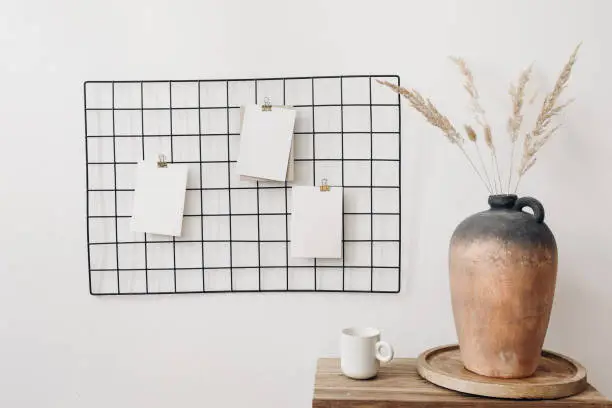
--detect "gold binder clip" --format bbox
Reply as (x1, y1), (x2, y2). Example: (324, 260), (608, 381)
(157, 154), (168, 168)
(261, 96), (272, 112)
(320, 178), (330, 192)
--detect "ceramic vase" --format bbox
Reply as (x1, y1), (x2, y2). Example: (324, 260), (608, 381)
(449, 195), (558, 378)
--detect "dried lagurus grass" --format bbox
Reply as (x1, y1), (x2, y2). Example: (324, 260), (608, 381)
(507, 65), (533, 191)
(378, 43), (580, 194)
(450, 57), (501, 192)
(514, 44), (581, 191)
(377, 80), (492, 193)
(376, 81), (461, 144)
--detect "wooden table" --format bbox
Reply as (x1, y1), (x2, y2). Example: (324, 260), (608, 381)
(313, 358), (612, 407)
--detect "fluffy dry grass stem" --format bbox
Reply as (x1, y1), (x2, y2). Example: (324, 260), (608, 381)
(514, 44), (581, 192)
(465, 124), (494, 191)
(378, 80), (492, 193)
(378, 44), (579, 195)
(450, 57), (503, 192)
(376, 80), (462, 144)
(507, 65), (533, 191)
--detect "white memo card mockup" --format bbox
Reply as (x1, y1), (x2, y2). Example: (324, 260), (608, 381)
(236, 105), (296, 182)
(238, 106), (295, 181)
(291, 186), (343, 259)
(130, 160), (188, 237)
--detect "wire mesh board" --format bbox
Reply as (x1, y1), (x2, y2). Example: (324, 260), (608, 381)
(85, 75), (401, 295)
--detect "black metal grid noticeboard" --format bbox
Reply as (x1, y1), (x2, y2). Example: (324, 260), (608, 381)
(84, 75), (401, 295)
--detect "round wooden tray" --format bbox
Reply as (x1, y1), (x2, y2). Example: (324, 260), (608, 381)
(417, 345), (587, 399)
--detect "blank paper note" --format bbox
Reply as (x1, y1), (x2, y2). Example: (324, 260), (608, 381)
(236, 104), (296, 182)
(291, 186), (343, 259)
(240, 143), (295, 182)
(130, 161), (188, 237)
(238, 106), (295, 182)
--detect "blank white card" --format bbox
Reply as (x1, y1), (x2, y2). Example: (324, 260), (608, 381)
(130, 161), (188, 237)
(291, 186), (343, 259)
(236, 105), (296, 182)
(238, 106), (295, 182)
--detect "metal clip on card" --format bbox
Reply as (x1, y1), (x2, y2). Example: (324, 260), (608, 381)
(157, 154), (168, 168)
(320, 178), (330, 192)
(261, 96), (272, 112)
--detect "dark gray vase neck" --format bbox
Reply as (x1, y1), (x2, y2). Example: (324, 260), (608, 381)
(488, 194), (518, 210)
(451, 194), (554, 247)
(488, 194), (546, 223)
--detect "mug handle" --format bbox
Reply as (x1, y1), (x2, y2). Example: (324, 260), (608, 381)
(375, 341), (394, 363)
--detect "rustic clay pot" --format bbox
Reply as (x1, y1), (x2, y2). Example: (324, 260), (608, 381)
(449, 194), (558, 378)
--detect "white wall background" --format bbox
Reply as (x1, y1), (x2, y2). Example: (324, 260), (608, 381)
(1, 0), (611, 407)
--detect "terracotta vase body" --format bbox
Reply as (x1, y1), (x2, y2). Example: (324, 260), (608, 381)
(449, 195), (557, 378)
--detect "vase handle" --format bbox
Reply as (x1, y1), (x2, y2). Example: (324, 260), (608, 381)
(514, 197), (545, 223)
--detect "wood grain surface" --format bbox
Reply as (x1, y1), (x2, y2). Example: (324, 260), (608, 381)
(417, 345), (587, 399)
(313, 358), (611, 408)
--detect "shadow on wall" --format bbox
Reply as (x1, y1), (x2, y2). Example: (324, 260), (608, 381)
(547, 272), (612, 397)
(541, 97), (612, 396)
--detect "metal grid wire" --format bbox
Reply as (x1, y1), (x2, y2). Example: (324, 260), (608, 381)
(84, 75), (401, 295)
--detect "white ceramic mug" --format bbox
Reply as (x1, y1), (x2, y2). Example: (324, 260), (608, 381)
(340, 327), (394, 379)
